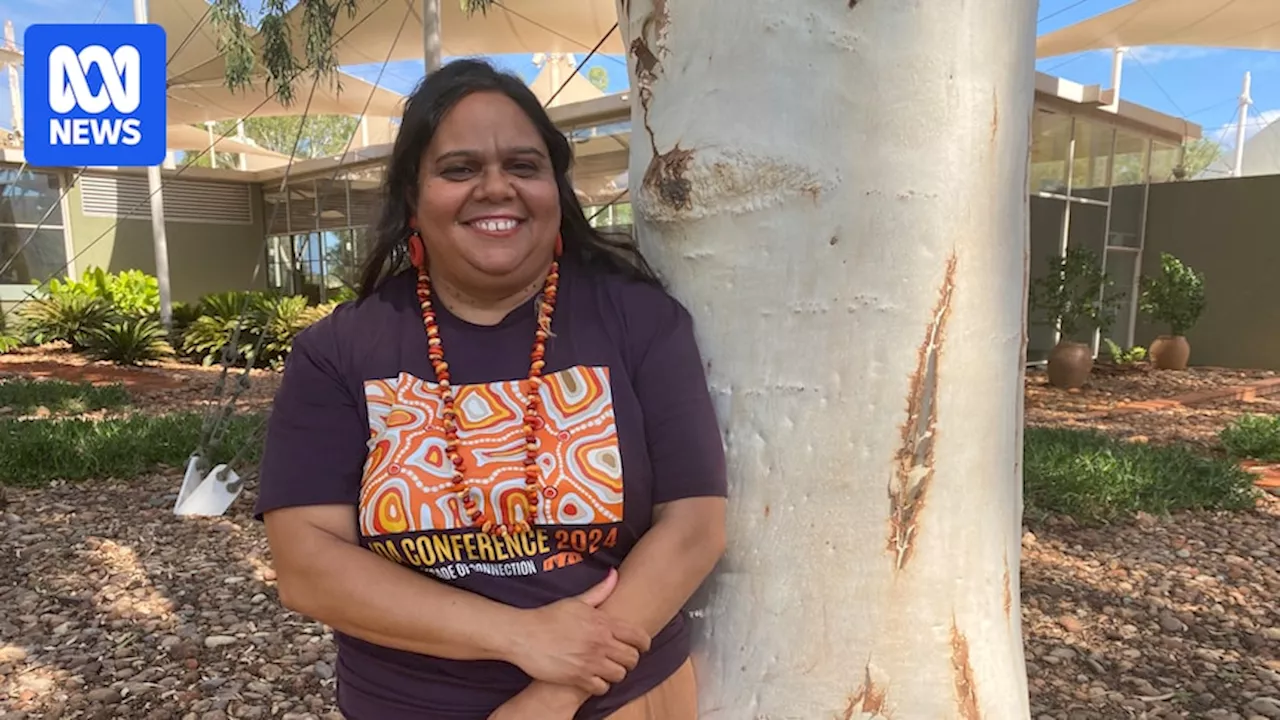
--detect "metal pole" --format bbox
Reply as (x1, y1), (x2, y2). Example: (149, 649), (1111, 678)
(423, 0), (442, 72)
(236, 119), (248, 170)
(1104, 46), (1125, 113)
(133, 0), (173, 330)
(5, 21), (22, 138)
(1233, 71), (1252, 178)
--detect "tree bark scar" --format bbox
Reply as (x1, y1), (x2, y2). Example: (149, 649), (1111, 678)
(887, 252), (956, 570)
(843, 663), (890, 718)
(629, 2), (670, 156)
(951, 618), (982, 719)
(1002, 553), (1012, 620)
(848, 0), (859, 7)
(990, 89), (999, 147)
(631, 39), (661, 155)
(641, 145), (695, 213)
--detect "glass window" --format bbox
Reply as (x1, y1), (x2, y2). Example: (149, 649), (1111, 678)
(0, 166), (69, 289)
(1148, 141), (1182, 184)
(0, 228), (67, 285)
(1030, 110), (1072, 195)
(1112, 132), (1150, 186)
(1070, 119), (1115, 200)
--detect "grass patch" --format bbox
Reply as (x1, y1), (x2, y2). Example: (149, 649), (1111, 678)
(1024, 426), (1259, 524)
(1220, 413), (1280, 462)
(0, 377), (131, 415)
(0, 412), (264, 487)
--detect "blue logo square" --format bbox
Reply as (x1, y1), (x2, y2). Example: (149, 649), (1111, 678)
(23, 24), (167, 167)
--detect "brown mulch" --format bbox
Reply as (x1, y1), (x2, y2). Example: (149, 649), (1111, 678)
(0, 478), (339, 720)
(1026, 363), (1280, 456)
(2, 353), (1280, 718)
(0, 346), (282, 415)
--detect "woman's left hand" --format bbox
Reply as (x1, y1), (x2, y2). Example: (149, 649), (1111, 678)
(488, 681), (590, 720)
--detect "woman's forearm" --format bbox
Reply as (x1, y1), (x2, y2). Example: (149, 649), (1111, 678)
(506, 498), (727, 712)
(597, 497), (727, 636)
(272, 525), (522, 663)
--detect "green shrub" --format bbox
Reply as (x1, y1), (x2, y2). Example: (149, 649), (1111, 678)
(0, 308), (20, 353)
(1220, 414), (1280, 462)
(1140, 253), (1206, 336)
(47, 267), (160, 318)
(0, 412), (264, 486)
(17, 292), (114, 350)
(1102, 339), (1147, 365)
(180, 290), (333, 369)
(170, 300), (202, 334)
(0, 377), (130, 415)
(1029, 246), (1126, 340)
(1023, 427), (1258, 524)
(83, 316), (174, 365)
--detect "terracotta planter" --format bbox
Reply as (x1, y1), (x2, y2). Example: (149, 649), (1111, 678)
(1149, 335), (1191, 370)
(1047, 341), (1094, 389)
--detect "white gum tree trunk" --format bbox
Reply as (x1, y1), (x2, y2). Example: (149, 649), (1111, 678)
(614, 1), (1036, 717)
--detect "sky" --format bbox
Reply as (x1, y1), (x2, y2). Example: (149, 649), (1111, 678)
(0, 0), (1275, 149)
(1036, 0), (1280, 149)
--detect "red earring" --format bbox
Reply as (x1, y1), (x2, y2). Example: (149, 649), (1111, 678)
(555, 234), (563, 257)
(406, 215), (426, 269)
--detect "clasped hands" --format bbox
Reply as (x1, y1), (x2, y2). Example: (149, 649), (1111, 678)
(489, 569), (650, 719)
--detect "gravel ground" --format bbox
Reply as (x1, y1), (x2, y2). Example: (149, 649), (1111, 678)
(1023, 496), (1280, 719)
(2, 353), (1280, 718)
(1026, 364), (1280, 455)
(1, 476), (1278, 719)
(0, 478), (338, 720)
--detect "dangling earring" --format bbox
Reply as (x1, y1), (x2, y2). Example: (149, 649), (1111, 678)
(407, 216), (425, 269)
(554, 234), (563, 258)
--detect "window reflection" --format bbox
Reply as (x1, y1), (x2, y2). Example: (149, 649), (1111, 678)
(0, 166), (69, 288)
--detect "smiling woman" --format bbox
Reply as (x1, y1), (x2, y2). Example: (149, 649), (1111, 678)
(254, 59), (727, 720)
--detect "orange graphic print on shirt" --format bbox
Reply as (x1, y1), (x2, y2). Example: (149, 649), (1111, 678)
(359, 366), (624, 536)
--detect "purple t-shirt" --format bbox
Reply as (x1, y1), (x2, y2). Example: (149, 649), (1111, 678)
(255, 257), (727, 719)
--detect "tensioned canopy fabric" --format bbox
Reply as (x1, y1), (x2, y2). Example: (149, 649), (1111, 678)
(169, 0), (623, 88)
(1037, 0), (1280, 58)
(165, 124), (291, 158)
(528, 60), (606, 107)
(156, 0), (408, 125)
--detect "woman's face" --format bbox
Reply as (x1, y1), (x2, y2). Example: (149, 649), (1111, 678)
(414, 91), (562, 293)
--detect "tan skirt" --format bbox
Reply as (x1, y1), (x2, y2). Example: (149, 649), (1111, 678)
(605, 659), (698, 720)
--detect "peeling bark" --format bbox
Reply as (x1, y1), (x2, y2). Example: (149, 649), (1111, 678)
(843, 664), (891, 718)
(1002, 554), (1013, 620)
(990, 90), (1000, 147)
(641, 146), (694, 215)
(951, 620), (982, 720)
(639, 147), (831, 223)
(887, 253), (956, 570)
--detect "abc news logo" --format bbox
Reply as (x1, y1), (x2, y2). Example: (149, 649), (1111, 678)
(24, 24), (166, 167)
(48, 45), (144, 147)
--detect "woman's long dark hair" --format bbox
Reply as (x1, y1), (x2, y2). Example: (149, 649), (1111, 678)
(357, 59), (659, 298)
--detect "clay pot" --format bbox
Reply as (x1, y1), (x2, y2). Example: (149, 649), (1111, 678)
(1149, 335), (1191, 370)
(1047, 341), (1094, 389)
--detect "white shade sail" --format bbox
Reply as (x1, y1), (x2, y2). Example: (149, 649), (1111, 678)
(170, 0), (623, 88)
(157, 0), (408, 125)
(165, 75), (408, 126)
(1037, 0), (1280, 58)
(528, 59), (606, 107)
(165, 124), (291, 158)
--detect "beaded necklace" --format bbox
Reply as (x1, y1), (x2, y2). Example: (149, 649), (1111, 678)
(410, 232), (560, 536)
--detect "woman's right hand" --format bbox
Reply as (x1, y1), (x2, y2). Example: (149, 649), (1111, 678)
(506, 569), (652, 696)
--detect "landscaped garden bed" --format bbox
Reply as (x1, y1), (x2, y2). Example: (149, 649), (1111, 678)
(3, 257), (1279, 718)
